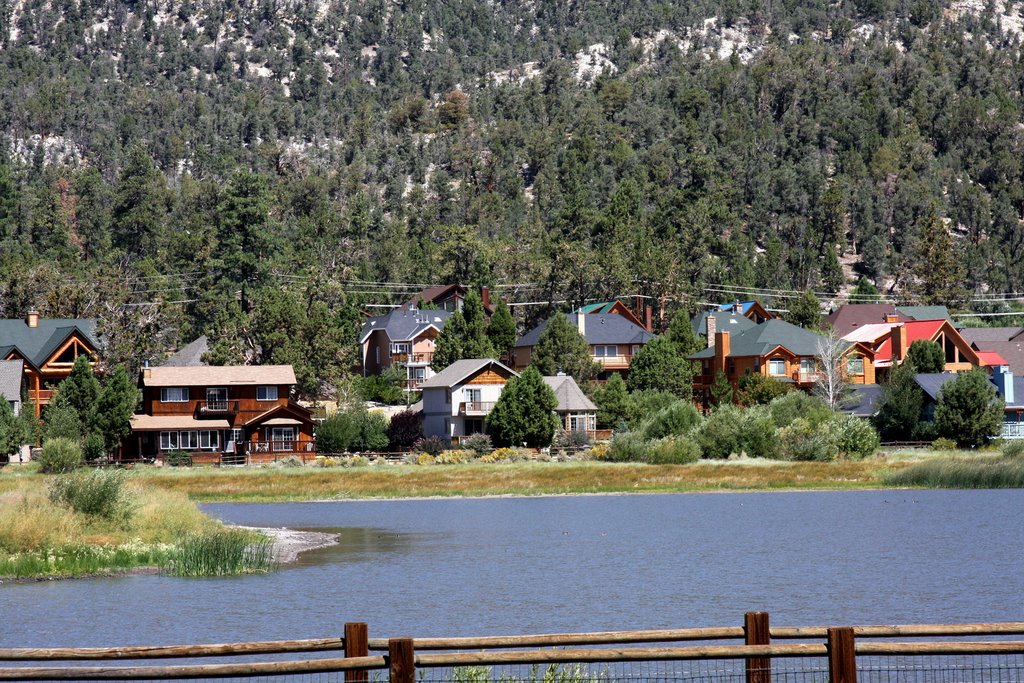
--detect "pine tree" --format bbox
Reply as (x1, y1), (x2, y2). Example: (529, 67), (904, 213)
(432, 309), (466, 371)
(593, 373), (632, 428)
(850, 277), (882, 303)
(935, 370), (1003, 447)
(873, 363), (924, 440)
(821, 245), (844, 293)
(94, 366), (140, 455)
(531, 313), (598, 380)
(664, 310), (703, 356)
(486, 297), (517, 360)
(709, 371), (733, 407)
(110, 145), (166, 257)
(0, 399), (26, 460)
(909, 207), (967, 307)
(906, 340), (944, 373)
(787, 291), (822, 330)
(459, 290), (494, 359)
(56, 355), (101, 434)
(626, 336), (692, 399)
(487, 367), (559, 447)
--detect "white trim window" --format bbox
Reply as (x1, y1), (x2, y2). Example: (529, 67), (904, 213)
(847, 355), (864, 375)
(257, 386), (279, 401)
(179, 431), (199, 449)
(594, 345), (618, 358)
(199, 430), (220, 450)
(160, 387), (189, 402)
(271, 427), (295, 451)
(159, 431), (179, 450)
(768, 358), (786, 376)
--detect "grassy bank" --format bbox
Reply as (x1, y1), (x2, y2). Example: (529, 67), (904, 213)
(885, 453), (1024, 488)
(0, 471), (275, 579)
(119, 458), (924, 503)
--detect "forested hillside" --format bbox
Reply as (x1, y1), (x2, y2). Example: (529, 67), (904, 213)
(0, 0), (1022, 394)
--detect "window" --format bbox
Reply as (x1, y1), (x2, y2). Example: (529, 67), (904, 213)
(727, 358), (736, 375)
(228, 428), (244, 448)
(568, 414), (595, 432)
(391, 342), (410, 354)
(465, 388), (482, 405)
(257, 386), (278, 401)
(271, 427), (295, 451)
(847, 355), (864, 375)
(199, 430), (219, 450)
(179, 431), (199, 449)
(594, 345), (618, 357)
(206, 387), (227, 410)
(160, 387), (189, 402)
(800, 358), (816, 374)
(768, 358), (786, 376)
(159, 431), (178, 450)
(411, 367), (426, 380)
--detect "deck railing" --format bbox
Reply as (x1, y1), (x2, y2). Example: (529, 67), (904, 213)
(1, 616), (1021, 682)
(1002, 421), (1024, 439)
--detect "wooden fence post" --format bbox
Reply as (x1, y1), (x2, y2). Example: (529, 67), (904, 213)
(827, 627), (857, 683)
(344, 622), (369, 683)
(389, 637), (416, 683)
(745, 611), (771, 683)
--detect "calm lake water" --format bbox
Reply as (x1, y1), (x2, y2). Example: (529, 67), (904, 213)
(1, 490), (1022, 647)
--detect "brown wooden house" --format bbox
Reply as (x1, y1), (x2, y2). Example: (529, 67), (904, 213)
(0, 311), (99, 417)
(122, 365), (316, 465)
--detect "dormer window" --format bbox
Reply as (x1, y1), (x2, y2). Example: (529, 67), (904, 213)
(257, 386), (279, 401)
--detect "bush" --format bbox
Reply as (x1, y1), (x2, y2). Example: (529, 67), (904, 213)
(640, 401), (701, 440)
(387, 409), (423, 450)
(833, 415), (880, 459)
(414, 435), (448, 456)
(48, 469), (131, 520)
(932, 437), (958, 452)
(1002, 440), (1024, 458)
(462, 433), (493, 454)
(37, 437), (83, 473)
(83, 433), (106, 463)
(316, 411), (360, 453)
(408, 453), (435, 466)
(644, 437), (701, 464)
(695, 405), (777, 460)
(42, 403), (82, 442)
(768, 392), (832, 429)
(607, 432), (648, 462)
(737, 374), (792, 406)
(584, 443), (610, 460)
(777, 418), (838, 461)
(552, 429), (590, 448)
(277, 455), (304, 467)
(165, 452), (192, 467)
(479, 447), (531, 463)
(356, 411), (390, 451)
(435, 449), (474, 464)
(629, 390), (679, 428)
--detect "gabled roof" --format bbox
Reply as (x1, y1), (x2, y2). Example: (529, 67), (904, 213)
(691, 311), (757, 336)
(842, 322), (901, 344)
(543, 375), (597, 413)
(971, 340), (1024, 376)
(0, 359), (23, 403)
(359, 307), (452, 344)
(976, 350), (1010, 367)
(515, 314), (654, 348)
(898, 305), (950, 322)
(959, 327), (1024, 345)
(825, 304), (908, 337)
(143, 365), (297, 387)
(407, 284), (496, 315)
(717, 301), (757, 315)
(0, 318), (99, 369)
(873, 320), (951, 365)
(243, 402), (314, 427)
(419, 358), (517, 389)
(578, 301), (645, 327)
(164, 336), (210, 367)
(689, 320), (830, 360)
(839, 384), (883, 417)
(913, 372), (961, 402)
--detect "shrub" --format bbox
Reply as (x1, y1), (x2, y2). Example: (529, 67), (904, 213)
(356, 411), (390, 451)
(409, 453), (435, 466)
(585, 443), (610, 460)
(628, 390), (678, 428)
(42, 402), (82, 441)
(315, 455), (339, 467)
(607, 432), (648, 462)
(479, 447), (530, 463)
(165, 452), (192, 467)
(48, 469), (131, 521)
(644, 437), (701, 464)
(833, 415), (880, 459)
(778, 418), (838, 461)
(768, 392), (832, 429)
(552, 429), (590, 448)
(435, 449), (474, 464)
(316, 411), (360, 453)
(414, 435), (448, 456)
(695, 405), (776, 459)
(83, 433), (106, 463)
(277, 455), (304, 467)
(462, 433), (493, 454)
(1002, 440), (1024, 458)
(932, 437), (958, 452)
(387, 409), (423, 450)
(736, 373), (792, 406)
(737, 406), (779, 459)
(640, 401), (701, 440)
(165, 529), (275, 577)
(37, 437), (83, 473)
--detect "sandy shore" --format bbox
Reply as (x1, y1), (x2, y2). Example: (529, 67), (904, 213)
(237, 526), (339, 563)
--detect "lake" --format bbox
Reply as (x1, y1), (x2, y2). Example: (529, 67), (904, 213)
(1, 490), (1022, 647)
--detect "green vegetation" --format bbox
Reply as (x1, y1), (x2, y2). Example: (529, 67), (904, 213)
(906, 341), (945, 374)
(488, 367), (561, 447)
(934, 370), (1004, 448)
(316, 408), (390, 453)
(433, 291), (496, 371)
(48, 469), (131, 520)
(36, 437), (83, 473)
(886, 455), (1024, 488)
(531, 314), (599, 381)
(165, 529), (275, 578)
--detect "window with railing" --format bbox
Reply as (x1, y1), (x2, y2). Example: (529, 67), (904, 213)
(271, 427), (295, 451)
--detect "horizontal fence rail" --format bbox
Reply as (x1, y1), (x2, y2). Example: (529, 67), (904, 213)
(2, 617), (1023, 682)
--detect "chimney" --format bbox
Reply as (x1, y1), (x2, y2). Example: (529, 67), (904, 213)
(714, 331), (730, 373)
(644, 304), (653, 333)
(142, 359), (152, 381)
(481, 287), (490, 310)
(706, 314), (717, 348)
(26, 310), (39, 328)
(995, 365), (1014, 405)
(884, 314), (899, 323)
(892, 324), (908, 362)
(576, 310), (586, 337)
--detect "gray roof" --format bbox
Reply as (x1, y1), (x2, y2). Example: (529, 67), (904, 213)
(691, 311), (757, 337)
(543, 375), (597, 413)
(838, 384), (883, 417)
(0, 359), (23, 403)
(163, 336), (209, 366)
(958, 327), (1023, 345)
(0, 318), (98, 369)
(515, 314), (654, 348)
(419, 358), (517, 389)
(359, 307), (452, 344)
(689, 320), (829, 360)
(913, 372), (960, 402)
(897, 305), (950, 321)
(974, 340), (1024, 376)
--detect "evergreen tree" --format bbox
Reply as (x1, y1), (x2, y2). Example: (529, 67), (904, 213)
(873, 363), (924, 440)
(787, 291), (822, 329)
(822, 245), (844, 293)
(0, 399), (26, 461)
(94, 366), (139, 455)
(42, 398), (82, 442)
(906, 340), (944, 373)
(531, 313), (599, 380)
(487, 367), (559, 447)
(626, 336), (692, 399)
(110, 145), (166, 257)
(432, 309), (466, 371)
(592, 373), (631, 429)
(850, 277), (882, 303)
(935, 370), (1003, 448)
(709, 371), (733, 407)
(459, 290), (495, 359)
(56, 355), (101, 434)
(486, 296), (517, 360)
(909, 207), (967, 307)
(664, 310), (703, 356)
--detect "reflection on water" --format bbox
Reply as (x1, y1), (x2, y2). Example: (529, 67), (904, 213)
(1, 490), (1022, 648)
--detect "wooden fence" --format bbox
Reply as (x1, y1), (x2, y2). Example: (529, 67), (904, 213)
(1, 615), (1022, 681)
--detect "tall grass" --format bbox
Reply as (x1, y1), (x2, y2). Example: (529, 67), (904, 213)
(163, 529), (276, 577)
(450, 664), (608, 683)
(885, 456), (1024, 488)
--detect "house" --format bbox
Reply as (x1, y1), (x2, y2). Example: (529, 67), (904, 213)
(163, 336), (210, 366)
(913, 365), (1024, 440)
(359, 306), (453, 390)
(407, 284), (495, 315)
(0, 359), (24, 417)
(579, 300), (653, 332)
(513, 312), (654, 379)
(825, 304), (950, 337)
(420, 359), (516, 443)
(688, 319), (865, 405)
(0, 311), (99, 417)
(713, 300), (775, 324)
(121, 365), (316, 464)
(543, 374), (598, 436)
(691, 310), (757, 338)
(841, 319), (983, 381)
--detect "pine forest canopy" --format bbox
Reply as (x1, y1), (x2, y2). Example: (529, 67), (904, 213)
(1, 0), (1023, 397)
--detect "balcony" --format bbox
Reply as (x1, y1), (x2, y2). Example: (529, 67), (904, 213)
(594, 355), (630, 370)
(796, 371), (823, 384)
(460, 401), (496, 415)
(401, 379), (423, 391)
(199, 400), (240, 414)
(391, 351), (434, 365)
(1002, 422), (1024, 440)
(27, 389), (54, 405)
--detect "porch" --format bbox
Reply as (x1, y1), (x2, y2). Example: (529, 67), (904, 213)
(1002, 422), (1024, 440)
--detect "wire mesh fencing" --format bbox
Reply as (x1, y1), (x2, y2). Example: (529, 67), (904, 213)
(856, 652), (1024, 682)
